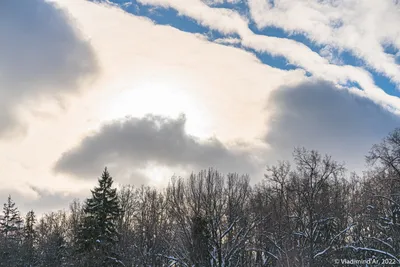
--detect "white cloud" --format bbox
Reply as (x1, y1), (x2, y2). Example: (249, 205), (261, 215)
(319, 45), (344, 65)
(213, 37), (242, 45)
(247, 0), (400, 86)
(136, 0), (400, 114)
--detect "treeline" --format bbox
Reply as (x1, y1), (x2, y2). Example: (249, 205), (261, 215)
(1, 129), (400, 266)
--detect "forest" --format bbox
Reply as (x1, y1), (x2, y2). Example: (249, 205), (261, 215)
(1, 129), (400, 267)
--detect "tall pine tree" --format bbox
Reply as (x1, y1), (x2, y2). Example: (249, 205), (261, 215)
(22, 210), (36, 266)
(77, 167), (123, 266)
(0, 195), (23, 240)
(0, 195), (23, 267)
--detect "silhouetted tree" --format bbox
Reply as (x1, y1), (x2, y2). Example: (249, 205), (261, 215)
(0, 195), (23, 267)
(77, 167), (123, 266)
(22, 210), (36, 266)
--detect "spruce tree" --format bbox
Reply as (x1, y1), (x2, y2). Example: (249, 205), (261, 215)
(0, 195), (23, 266)
(0, 195), (23, 239)
(23, 210), (36, 266)
(77, 167), (123, 266)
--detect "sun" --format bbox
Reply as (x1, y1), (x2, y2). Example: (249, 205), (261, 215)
(107, 81), (186, 118)
(104, 79), (212, 138)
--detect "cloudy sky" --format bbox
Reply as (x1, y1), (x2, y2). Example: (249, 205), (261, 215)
(1, 0), (400, 214)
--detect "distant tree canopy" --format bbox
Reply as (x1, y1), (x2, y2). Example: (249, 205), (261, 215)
(1, 129), (400, 266)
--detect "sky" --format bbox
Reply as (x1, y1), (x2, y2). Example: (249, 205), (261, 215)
(1, 0), (400, 214)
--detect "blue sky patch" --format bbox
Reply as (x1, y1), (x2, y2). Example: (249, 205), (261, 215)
(383, 43), (399, 56)
(338, 50), (364, 67)
(207, 0), (250, 17)
(249, 24), (324, 55)
(340, 81), (362, 91)
(369, 70), (400, 97)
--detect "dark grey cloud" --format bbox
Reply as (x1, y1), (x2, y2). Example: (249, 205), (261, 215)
(265, 80), (400, 172)
(0, 0), (98, 137)
(54, 114), (257, 183)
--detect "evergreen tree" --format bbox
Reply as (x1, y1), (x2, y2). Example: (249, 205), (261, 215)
(0, 195), (23, 239)
(77, 167), (123, 266)
(0, 195), (23, 267)
(23, 210), (36, 266)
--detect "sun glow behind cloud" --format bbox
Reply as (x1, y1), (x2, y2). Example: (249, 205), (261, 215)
(105, 79), (212, 138)
(139, 163), (178, 187)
